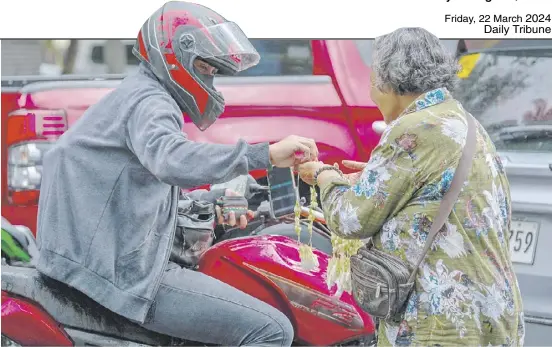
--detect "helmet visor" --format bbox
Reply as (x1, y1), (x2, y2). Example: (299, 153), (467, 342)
(183, 22), (260, 74)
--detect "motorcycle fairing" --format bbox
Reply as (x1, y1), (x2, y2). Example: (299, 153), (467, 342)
(198, 235), (375, 345)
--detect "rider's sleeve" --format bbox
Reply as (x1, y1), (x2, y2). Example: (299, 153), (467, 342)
(185, 188), (226, 203)
(319, 119), (418, 239)
(126, 93), (270, 189)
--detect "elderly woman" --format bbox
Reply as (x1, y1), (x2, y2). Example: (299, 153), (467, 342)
(299, 28), (525, 346)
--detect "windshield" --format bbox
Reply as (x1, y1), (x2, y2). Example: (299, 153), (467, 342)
(455, 48), (552, 153)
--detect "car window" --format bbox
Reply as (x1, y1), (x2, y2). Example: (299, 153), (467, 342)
(125, 45), (140, 65)
(92, 40), (312, 75)
(237, 39), (313, 76)
(355, 40), (374, 66)
(91, 45), (104, 64)
(91, 44), (140, 66)
(455, 48), (552, 153)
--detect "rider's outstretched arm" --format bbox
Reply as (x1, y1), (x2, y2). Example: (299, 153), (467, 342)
(126, 93), (269, 189)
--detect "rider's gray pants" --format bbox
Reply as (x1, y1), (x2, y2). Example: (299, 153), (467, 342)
(140, 262), (294, 346)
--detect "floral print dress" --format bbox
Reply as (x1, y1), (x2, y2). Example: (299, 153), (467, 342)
(320, 88), (525, 346)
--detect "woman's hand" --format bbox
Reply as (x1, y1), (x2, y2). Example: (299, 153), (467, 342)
(299, 159), (368, 186)
(341, 160), (367, 185)
(298, 161), (330, 185)
(215, 189), (254, 229)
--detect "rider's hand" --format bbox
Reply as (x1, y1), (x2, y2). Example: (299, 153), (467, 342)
(269, 135), (319, 168)
(215, 189), (254, 229)
(341, 160), (367, 185)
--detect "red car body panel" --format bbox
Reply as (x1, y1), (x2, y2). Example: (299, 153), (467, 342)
(1, 39), (382, 235)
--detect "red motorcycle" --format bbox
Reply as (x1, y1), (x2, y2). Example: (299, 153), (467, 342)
(1, 168), (376, 346)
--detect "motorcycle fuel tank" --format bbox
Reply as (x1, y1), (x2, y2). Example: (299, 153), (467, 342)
(198, 235), (376, 346)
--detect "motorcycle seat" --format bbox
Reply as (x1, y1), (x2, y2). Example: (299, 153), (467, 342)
(1, 265), (190, 346)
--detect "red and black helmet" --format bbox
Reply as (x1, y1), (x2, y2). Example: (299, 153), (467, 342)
(133, 1), (260, 130)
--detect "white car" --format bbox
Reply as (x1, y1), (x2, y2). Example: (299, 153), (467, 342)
(455, 39), (552, 346)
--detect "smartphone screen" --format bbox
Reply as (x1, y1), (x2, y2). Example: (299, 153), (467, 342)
(267, 166), (297, 218)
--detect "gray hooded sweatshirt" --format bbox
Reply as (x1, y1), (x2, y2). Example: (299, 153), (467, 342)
(36, 64), (270, 323)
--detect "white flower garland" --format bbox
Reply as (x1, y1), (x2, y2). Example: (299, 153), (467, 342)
(294, 185), (319, 271)
(294, 174), (364, 296)
(326, 234), (363, 296)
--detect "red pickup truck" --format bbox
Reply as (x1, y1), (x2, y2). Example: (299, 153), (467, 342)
(1, 39), (384, 235)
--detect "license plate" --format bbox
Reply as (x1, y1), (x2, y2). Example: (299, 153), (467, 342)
(509, 220), (540, 265)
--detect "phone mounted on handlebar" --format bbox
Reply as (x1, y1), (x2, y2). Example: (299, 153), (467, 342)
(213, 166), (329, 243)
(213, 167), (298, 241)
(266, 166), (297, 218)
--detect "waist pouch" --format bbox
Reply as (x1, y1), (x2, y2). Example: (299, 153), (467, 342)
(170, 197), (216, 269)
(351, 241), (414, 321)
(350, 113), (477, 321)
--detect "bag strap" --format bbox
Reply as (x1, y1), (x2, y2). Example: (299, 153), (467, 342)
(407, 114), (477, 283)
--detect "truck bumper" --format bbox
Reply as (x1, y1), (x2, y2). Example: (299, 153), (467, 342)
(1, 205), (38, 236)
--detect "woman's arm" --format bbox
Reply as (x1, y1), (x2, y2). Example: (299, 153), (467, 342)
(318, 125), (418, 239)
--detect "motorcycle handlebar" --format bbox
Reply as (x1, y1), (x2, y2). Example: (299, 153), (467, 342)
(249, 183), (269, 193)
(244, 182), (326, 224)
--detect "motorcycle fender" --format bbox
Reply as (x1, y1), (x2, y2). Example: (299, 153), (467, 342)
(1, 291), (73, 346)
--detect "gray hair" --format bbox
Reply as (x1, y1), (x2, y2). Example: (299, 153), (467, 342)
(372, 27), (460, 95)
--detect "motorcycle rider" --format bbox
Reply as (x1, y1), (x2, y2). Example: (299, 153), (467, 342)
(35, 2), (319, 346)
